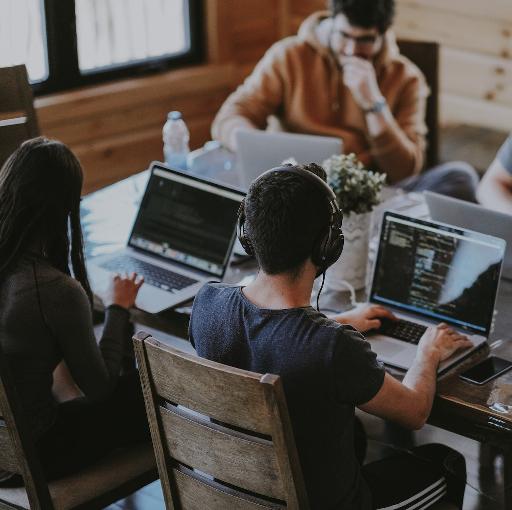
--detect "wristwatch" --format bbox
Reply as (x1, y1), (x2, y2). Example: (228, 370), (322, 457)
(363, 98), (387, 114)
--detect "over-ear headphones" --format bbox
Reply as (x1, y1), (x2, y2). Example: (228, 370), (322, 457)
(237, 164), (344, 275)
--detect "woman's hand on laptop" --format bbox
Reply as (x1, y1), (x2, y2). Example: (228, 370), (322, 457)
(104, 272), (144, 310)
(332, 304), (397, 333)
(418, 323), (473, 363)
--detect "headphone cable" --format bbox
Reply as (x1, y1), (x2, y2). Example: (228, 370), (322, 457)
(316, 271), (326, 312)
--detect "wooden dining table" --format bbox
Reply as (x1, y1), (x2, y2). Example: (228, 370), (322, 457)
(82, 166), (512, 508)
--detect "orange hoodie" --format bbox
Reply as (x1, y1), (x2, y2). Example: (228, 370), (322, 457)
(212, 12), (429, 183)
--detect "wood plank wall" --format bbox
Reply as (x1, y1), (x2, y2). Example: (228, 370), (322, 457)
(33, 0), (511, 193)
(394, 0), (512, 132)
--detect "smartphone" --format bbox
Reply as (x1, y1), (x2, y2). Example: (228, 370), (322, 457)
(459, 356), (512, 385)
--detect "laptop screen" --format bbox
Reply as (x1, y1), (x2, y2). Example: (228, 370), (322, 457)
(369, 212), (505, 336)
(128, 165), (244, 277)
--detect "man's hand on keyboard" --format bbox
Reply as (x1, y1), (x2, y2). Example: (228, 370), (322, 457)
(418, 323), (473, 363)
(104, 272), (145, 310)
(332, 304), (397, 333)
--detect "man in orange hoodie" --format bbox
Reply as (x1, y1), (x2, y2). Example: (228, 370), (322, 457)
(212, 0), (478, 200)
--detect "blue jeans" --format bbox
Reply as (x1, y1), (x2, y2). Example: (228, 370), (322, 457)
(398, 161), (479, 203)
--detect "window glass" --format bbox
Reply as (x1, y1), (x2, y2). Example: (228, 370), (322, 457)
(75, 0), (189, 73)
(0, 0), (48, 82)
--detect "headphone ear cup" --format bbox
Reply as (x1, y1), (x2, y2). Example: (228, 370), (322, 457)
(311, 231), (330, 272)
(237, 200), (254, 256)
(312, 206), (344, 274)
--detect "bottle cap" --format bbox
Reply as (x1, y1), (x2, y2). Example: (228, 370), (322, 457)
(168, 111), (182, 121)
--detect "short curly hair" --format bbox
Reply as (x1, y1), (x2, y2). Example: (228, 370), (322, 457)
(328, 0), (395, 33)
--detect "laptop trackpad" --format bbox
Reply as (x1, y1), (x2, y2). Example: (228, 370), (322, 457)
(368, 336), (405, 357)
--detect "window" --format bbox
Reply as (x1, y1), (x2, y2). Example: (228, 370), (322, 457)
(0, 0), (203, 95)
(0, 0), (48, 82)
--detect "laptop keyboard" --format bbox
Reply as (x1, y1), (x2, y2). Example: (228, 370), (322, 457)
(377, 318), (427, 345)
(99, 255), (198, 292)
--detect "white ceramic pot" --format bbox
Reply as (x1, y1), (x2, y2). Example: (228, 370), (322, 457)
(325, 211), (371, 291)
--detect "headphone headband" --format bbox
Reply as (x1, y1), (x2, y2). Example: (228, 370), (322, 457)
(253, 165), (338, 204)
(237, 164), (344, 275)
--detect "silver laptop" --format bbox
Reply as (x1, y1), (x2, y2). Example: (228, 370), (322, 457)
(87, 162), (245, 313)
(366, 211), (506, 373)
(425, 191), (512, 280)
(236, 130), (342, 190)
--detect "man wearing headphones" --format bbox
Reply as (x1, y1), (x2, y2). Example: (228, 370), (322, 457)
(190, 164), (469, 509)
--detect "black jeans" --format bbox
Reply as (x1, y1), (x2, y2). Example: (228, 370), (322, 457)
(398, 161), (479, 203)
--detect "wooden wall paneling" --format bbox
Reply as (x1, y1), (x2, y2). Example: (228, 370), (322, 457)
(278, 0), (293, 39)
(76, 115), (213, 194)
(36, 65), (233, 126)
(397, 0), (512, 24)
(287, 1), (324, 35)
(231, 0), (282, 64)
(42, 89), (229, 147)
(442, 48), (512, 108)
(440, 93), (512, 132)
(394, 3), (512, 59)
(289, 0), (325, 20)
(205, 0), (234, 64)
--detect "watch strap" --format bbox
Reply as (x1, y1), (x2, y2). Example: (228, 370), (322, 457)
(363, 98), (387, 114)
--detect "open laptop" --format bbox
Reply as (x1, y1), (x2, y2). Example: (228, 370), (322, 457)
(236, 130), (342, 190)
(87, 162), (245, 313)
(425, 191), (512, 280)
(366, 211), (506, 373)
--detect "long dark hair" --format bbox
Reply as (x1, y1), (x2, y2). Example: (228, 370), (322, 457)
(0, 137), (92, 303)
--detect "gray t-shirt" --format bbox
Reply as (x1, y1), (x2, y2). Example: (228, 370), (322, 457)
(0, 255), (129, 439)
(497, 134), (512, 174)
(190, 283), (385, 510)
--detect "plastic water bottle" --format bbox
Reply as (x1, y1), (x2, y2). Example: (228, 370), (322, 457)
(163, 111), (190, 171)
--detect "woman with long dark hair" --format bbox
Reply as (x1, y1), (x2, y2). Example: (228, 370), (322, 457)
(0, 137), (149, 484)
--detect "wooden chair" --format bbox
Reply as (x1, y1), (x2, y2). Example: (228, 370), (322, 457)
(0, 64), (40, 169)
(0, 343), (157, 510)
(134, 331), (309, 510)
(397, 40), (440, 170)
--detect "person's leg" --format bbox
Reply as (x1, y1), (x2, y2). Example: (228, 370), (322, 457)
(411, 444), (467, 508)
(36, 372), (150, 481)
(362, 443), (466, 509)
(398, 161), (479, 203)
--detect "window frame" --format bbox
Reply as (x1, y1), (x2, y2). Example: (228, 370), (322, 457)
(33, 0), (204, 96)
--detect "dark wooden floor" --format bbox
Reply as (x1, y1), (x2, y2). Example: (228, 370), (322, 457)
(440, 124), (508, 174)
(105, 124), (510, 510)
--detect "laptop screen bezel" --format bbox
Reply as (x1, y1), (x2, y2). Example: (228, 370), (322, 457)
(127, 162), (245, 279)
(369, 211), (506, 336)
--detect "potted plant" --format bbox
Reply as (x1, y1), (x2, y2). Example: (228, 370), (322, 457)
(322, 153), (386, 290)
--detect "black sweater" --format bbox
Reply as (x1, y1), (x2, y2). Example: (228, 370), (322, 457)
(0, 256), (129, 438)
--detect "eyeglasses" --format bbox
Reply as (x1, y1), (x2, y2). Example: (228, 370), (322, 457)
(330, 30), (381, 49)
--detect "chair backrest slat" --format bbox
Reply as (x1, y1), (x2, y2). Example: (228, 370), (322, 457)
(134, 332), (310, 510)
(0, 65), (39, 169)
(0, 347), (54, 509)
(0, 423), (21, 473)
(144, 337), (273, 435)
(172, 466), (285, 510)
(159, 403), (284, 498)
(397, 39), (440, 169)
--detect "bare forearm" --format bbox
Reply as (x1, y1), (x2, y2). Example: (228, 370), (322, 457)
(366, 109), (422, 182)
(402, 350), (440, 423)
